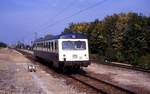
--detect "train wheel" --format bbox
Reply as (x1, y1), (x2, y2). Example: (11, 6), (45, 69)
(62, 66), (67, 73)
(58, 62), (67, 73)
(74, 66), (80, 70)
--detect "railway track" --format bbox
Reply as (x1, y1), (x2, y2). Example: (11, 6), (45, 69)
(69, 73), (135, 94)
(18, 49), (150, 73)
(16, 49), (100, 94)
(17, 49), (136, 94)
(91, 60), (150, 73)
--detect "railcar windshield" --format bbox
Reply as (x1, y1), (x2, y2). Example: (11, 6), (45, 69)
(62, 41), (86, 50)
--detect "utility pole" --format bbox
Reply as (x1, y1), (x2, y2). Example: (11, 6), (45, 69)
(34, 32), (38, 40)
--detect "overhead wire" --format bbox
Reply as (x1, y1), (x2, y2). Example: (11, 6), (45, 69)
(36, 0), (76, 31)
(39, 0), (108, 32)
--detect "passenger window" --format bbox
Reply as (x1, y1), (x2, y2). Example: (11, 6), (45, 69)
(54, 42), (55, 50)
(49, 42), (51, 50)
(47, 42), (49, 48)
(46, 42), (48, 48)
(42, 42), (44, 48)
(52, 42), (53, 50)
(55, 42), (57, 50)
(48, 42), (51, 49)
(44, 42), (46, 48)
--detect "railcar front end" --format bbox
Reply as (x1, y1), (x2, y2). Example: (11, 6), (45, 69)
(58, 39), (90, 68)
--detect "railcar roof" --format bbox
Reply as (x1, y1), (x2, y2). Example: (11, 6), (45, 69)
(34, 33), (87, 42)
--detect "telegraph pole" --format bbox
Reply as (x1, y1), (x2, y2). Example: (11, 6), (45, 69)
(34, 32), (38, 40)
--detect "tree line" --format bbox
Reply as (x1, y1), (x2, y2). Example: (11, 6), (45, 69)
(0, 42), (7, 48)
(63, 12), (150, 69)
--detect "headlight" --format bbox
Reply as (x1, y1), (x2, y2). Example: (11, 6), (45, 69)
(73, 55), (77, 59)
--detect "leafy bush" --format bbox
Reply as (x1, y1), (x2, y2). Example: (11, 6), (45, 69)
(90, 54), (105, 63)
(0, 42), (7, 48)
(137, 54), (150, 69)
(116, 51), (125, 62)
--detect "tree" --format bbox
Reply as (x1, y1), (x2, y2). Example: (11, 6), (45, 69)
(0, 42), (7, 48)
(62, 12), (150, 68)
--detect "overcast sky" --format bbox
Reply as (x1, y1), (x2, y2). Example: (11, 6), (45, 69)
(0, 0), (150, 44)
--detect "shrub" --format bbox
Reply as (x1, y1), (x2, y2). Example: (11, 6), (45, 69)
(0, 42), (7, 48)
(137, 54), (150, 69)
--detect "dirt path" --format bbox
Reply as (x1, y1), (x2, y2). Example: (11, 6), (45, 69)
(0, 48), (86, 94)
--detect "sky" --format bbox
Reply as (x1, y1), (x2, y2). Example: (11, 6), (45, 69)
(0, 0), (150, 45)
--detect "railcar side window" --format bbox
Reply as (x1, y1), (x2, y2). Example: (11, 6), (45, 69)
(40, 43), (42, 47)
(51, 42), (53, 51)
(53, 41), (55, 50)
(46, 42), (48, 48)
(44, 42), (45, 48)
(50, 42), (52, 51)
(43, 43), (44, 48)
(49, 42), (50, 48)
(55, 42), (57, 50)
(45, 42), (48, 51)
